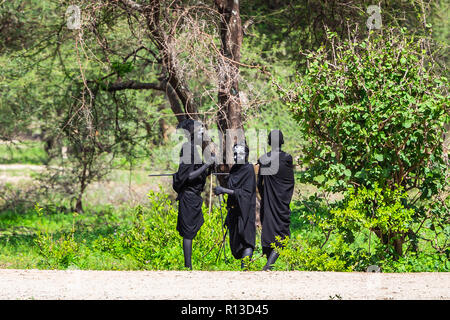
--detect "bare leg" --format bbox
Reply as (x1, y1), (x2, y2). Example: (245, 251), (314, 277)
(240, 247), (253, 269)
(183, 238), (193, 270)
(262, 250), (279, 271)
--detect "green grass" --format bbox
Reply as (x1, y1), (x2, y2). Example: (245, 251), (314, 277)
(0, 204), (141, 269)
(0, 141), (47, 165)
(1, 195), (447, 272)
(0, 193), (272, 271)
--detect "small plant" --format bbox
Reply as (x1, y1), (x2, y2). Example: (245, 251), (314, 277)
(240, 254), (265, 271)
(92, 190), (229, 270)
(328, 184), (414, 258)
(34, 204), (81, 269)
(274, 236), (351, 271)
(380, 252), (450, 272)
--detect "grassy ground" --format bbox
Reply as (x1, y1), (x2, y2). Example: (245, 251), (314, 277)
(0, 206), (142, 270)
(0, 140), (47, 165)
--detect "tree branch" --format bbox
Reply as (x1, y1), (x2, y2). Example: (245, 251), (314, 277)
(118, 0), (143, 12)
(104, 79), (186, 123)
(106, 80), (164, 92)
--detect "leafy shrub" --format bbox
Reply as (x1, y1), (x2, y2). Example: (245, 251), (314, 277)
(291, 188), (449, 271)
(274, 235), (351, 271)
(34, 205), (81, 269)
(330, 183), (414, 256)
(92, 190), (235, 270)
(35, 232), (80, 269)
(29, 189), (447, 272)
(93, 191), (180, 269)
(283, 28), (449, 196)
(381, 252), (450, 272)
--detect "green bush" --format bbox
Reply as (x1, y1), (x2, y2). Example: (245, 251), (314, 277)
(35, 232), (80, 269)
(328, 183), (414, 258)
(381, 252), (450, 272)
(274, 235), (351, 271)
(92, 190), (236, 270)
(290, 190), (449, 272)
(34, 205), (81, 269)
(27, 190), (448, 272)
(283, 28), (449, 196)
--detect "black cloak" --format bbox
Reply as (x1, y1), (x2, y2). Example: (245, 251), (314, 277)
(173, 142), (208, 240)
(257, 151), (295, 256)
(225, 163), (256, 259)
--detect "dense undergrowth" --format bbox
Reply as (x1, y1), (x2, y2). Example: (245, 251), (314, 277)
(1, 189), (448, 272)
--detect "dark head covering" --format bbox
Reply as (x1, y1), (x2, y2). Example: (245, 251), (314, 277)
(173, 120), (207, 240)
(177, 119), (203, 136)
(268, 130), (284, 147)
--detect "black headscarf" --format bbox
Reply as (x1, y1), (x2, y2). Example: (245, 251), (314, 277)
(268, 129), (284, 147)
(172, 126), (207, 240)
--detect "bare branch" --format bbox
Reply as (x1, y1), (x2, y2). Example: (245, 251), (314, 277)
(106, 80), (165, 92)
(118, 0), (143, 12)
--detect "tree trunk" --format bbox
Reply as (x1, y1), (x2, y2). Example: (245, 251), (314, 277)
(75, 196), (83, 214)
(213, 1), (263, 227)
(143, 2), (199, 120)
(74, 159), (88, 213)
(373, 228), (405, 260)
(215, 0), (244, 174)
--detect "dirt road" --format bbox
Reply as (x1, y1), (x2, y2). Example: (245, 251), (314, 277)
(0, 269), (448, 300)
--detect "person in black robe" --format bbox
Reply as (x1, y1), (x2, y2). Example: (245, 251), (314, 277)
(173, 119), (215, 269)
(257, 130), (295, 270)
(214, 143), (256, 269)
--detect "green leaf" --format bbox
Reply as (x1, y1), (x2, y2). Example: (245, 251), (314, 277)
(403, 120), (414, 128)
(313, 175), (326, 184)
(374, 153), (384, 162)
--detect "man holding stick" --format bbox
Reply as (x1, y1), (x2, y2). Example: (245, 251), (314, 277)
(172, 119), (215, 270)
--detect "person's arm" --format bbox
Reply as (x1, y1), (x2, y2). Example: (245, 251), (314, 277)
(214, 185), (234, 196)
(188, 155), (215, 181)
(188, 163), (209, 181)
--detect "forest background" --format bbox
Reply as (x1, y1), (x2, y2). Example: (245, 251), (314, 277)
(0, 0), (448, 272)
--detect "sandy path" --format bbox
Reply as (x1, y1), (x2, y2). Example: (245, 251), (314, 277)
(0, 164), (45, 171)
(0, 269), (448, 300)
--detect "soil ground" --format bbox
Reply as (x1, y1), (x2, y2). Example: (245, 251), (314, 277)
(0, 269), (448, 300)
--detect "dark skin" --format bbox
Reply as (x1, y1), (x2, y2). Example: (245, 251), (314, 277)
(262, 250), (279, 271)
(189, 157), (215, 181)
(213, 185), (234, 195)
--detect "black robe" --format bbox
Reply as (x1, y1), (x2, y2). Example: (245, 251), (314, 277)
(173, 142), (208, 240)
(225, 163), (256, 259)
(257, 151), (295, 256)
